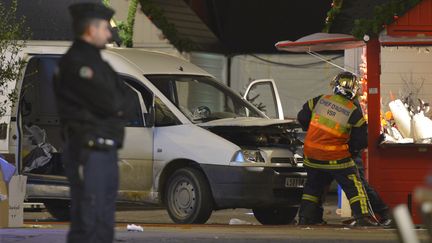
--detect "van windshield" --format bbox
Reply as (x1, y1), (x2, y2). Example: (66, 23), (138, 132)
(145, 75), (264, 123)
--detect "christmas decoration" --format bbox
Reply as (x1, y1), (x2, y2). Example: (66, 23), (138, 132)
(324, 0), (422, 40)
(103, 0), (138, 47)
(323, 0), (343, 33)
(351, 0), (421, 39)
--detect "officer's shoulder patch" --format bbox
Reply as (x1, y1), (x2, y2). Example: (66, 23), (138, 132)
(79, 66), (94, 79)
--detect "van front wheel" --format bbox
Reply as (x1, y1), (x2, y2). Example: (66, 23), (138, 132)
(165, 167), (213, 224)
(253, 207), (298, 225)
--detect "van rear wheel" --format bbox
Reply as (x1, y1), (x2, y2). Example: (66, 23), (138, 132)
(165, 167), (213, 224)
(253, 207), (298, 225)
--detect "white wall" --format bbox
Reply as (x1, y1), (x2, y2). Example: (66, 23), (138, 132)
(344, 47), (363, 77)
(230, 54), (344, 119)
(189, 52), (227, 84)
(380, 46), (432, 114)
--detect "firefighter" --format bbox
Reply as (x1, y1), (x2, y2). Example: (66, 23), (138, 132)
(54, 3), (135, 243)
(297, 71), (376, 226)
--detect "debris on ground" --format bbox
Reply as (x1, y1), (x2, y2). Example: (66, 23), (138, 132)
(23, 224), (53, 228)
(127, 224), (144, 232)
(229, 218), (252, 225)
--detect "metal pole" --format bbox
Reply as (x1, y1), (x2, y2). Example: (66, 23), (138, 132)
(307, 51), (351, 73)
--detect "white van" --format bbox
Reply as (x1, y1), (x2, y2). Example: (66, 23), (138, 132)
(2, 41), (306, 225)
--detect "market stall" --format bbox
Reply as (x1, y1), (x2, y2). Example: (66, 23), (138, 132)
(276, 0), (432, 223)
(365, 0), (432, 223)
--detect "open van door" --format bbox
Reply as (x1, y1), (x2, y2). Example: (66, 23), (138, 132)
(117, 79), (155, 200)
(244, 79), (284, 120)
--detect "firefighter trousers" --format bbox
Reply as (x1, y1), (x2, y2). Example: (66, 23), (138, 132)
(354, 155), (389, 216)
(299, 158), (369, 221)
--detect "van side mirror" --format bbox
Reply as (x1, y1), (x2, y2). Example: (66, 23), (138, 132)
(144, 105), (155, 127)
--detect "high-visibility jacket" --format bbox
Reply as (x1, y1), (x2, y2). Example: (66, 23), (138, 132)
(303, 94), (365, 161)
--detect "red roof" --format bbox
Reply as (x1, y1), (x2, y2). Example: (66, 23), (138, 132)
(387, 0), (432, 37)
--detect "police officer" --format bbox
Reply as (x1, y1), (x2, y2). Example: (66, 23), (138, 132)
(53, 3), (134, 243)
(297, 72), (376, 226)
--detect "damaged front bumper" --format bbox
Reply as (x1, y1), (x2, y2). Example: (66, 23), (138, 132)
(201, 164), (306, 209)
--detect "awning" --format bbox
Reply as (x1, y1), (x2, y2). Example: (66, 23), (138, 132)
(379, 33), (432, 46)
(275, 33), (365, 52)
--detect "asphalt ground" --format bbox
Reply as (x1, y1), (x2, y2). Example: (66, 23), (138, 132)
(1, 194), (430, 242)
(1, 223), (430, 243)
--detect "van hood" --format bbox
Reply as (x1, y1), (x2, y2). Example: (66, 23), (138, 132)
(199, 117), (304, 153)
(198, 117), (295, 127)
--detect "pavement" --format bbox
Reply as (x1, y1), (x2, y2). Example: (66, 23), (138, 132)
(1, 223), (430, 243)
(1, 194), (430, 242)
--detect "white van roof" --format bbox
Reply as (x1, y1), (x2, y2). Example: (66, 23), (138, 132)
(24, 41), (211, 77)
(109, 48), (209, 76)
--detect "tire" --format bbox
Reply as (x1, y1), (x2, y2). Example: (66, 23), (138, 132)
(165, 167), (213, 224)
(253, 207), (298, 225)
(44, 200), (71, 221)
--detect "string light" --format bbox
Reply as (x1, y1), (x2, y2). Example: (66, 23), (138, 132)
(359, 47), (368, 121)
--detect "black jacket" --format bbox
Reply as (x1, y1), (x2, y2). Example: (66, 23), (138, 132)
(54, 39), (134, 147)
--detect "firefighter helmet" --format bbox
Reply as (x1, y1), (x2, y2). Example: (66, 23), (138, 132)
(331, 72), (359, 100)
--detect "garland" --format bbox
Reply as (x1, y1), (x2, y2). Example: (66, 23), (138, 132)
(324, 0), (422, 39)
(118, 0), (138, 47)
(104, 0), (199, 51)
(351, 0), (422, 39)
(138, 0), (197, 52)
(103, 0), (137, 47)
(323, 0), (343, 33)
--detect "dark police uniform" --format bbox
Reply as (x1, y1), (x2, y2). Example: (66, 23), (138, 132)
(297, 94), (371, 224)
(53, 4), (134, 243)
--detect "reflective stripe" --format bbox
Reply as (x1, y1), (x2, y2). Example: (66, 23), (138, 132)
(302, 194), (319, 203)
(309, 122), (350, 138)
(306, 140), (349, 151)
(306, 156), (352, 164)
(349, 195), (365, 204)
(308, 99), (315, 110)
(330, 95), (352, 107)
(348, 174), (369, 214)
(354, 117), (366, 127)
(304, 158), (355, 170)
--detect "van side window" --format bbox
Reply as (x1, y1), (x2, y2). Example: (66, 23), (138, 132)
(124, 86), (144, 127)
(121, 76), (157, 127)
(119, 77), (145, 127)
(155, 97), (180, 127)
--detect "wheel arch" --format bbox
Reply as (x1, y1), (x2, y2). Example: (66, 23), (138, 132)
(158, 159), (214, 205)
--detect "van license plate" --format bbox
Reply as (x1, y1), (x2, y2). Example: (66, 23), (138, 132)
(285, 178), (306, 188)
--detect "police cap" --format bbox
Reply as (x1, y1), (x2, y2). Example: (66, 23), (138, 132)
(69, 3), (114, 21)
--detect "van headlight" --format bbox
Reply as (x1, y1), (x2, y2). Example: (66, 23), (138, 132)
(231, 149), (265, 163)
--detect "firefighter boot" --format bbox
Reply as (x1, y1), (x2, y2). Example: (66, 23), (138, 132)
(379, 210), (393, 227)
(349, 216), (379, 227)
